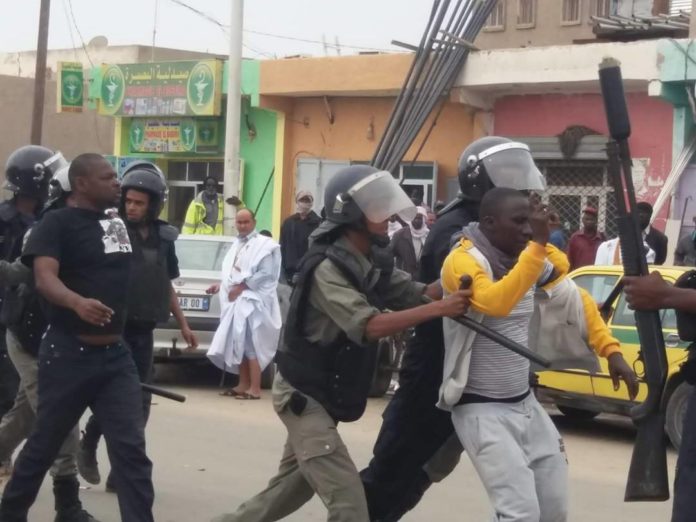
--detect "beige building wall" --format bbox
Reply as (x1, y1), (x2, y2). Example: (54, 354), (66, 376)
(476, 0), (664, 50)
(0, 75), (114, 186)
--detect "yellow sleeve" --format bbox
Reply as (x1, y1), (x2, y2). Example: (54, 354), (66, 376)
(182, 201), (200, 234)
(545, 243), (570, 278)
(442, 241), (547, 317)
(578, 286), (621, 358)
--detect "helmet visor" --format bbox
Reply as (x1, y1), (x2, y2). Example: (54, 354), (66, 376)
(348, 171), (417, 223)
(481, 145), (546, 192)
(42, 152), (69, 178)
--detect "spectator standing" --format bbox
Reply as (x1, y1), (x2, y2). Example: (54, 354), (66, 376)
(567, 207), (605, 270)
(279, 191), (320, 284)
(675, 218), (696, 266)
(390, 207), (429, 278)
(207, 209), (282, 400)
(548, 210), (566, 251)
(637, 202), (668, 265)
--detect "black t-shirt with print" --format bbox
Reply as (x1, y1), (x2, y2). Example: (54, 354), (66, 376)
(22, 207), (132, 336)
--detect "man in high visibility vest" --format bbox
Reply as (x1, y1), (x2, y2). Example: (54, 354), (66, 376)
(182, 177), (244, 235)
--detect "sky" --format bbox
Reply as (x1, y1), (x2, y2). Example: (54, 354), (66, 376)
(0, 0), (434, 59)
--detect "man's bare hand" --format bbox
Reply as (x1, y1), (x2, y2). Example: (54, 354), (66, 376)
(206, 283), (221, 295)
(228, 284), (244, 302)
(74, 298), (114, 327)
(607, 352), (639, 400)
(530, 204), (550, 246)
(181, 327), (199, 351)
(437, 289), (471, 318)
(623, 272), (670, 311)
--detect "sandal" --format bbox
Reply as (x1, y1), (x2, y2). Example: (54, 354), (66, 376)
(235, 392), (261, 400)
(219, 388), (243, 397)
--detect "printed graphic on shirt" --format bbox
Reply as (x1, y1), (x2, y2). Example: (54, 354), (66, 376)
(100, 218), (132, 254)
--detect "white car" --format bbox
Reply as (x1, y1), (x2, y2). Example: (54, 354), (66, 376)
(153, 235), (291, 386)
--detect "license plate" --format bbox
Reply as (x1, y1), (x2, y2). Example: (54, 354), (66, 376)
(178, 295), (210, 312)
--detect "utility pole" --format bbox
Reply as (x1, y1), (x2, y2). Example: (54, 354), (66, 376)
(223, 0), (244, 235)
(31, 0), (51, 145)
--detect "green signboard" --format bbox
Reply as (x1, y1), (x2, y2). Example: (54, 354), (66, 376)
(100, 60), (223, 117)
(128, 118), (221, 154)
(57, 62), (84, 113)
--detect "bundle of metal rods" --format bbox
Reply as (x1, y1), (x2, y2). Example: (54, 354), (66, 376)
(371, 0), (498, 173)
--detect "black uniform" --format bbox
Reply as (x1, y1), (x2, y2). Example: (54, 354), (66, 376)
(0, 201), (36, 421)
(0, 208), (154, 522)
(279, 211), (321, 283)
(82, 220), (178, 454)
(360, 202), (477, 521)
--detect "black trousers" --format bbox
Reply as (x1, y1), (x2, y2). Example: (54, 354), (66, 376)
(82, 327), (154, 452)
(360, 332), (455, 520)
(0, 328), (153, 522)
(673, 384), (696, 522)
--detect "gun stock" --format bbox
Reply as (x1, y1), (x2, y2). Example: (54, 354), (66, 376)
(599, 59), (670, 502)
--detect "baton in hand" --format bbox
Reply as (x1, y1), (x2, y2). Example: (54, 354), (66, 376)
(425, 276), (551, 368)
(141, 383), (187, 403)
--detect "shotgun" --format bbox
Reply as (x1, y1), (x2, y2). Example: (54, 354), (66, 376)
(598, 58), (670, 502)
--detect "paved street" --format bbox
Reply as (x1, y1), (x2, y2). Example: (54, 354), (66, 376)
(21, 364), (675, 522)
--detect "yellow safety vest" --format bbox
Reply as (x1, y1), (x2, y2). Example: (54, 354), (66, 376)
(182, 194), (224, 235)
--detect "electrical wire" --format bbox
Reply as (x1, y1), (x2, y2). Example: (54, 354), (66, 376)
(165, 0), (397, 54)
(60, 0), (78, 60)
(66, 0), (94, 67)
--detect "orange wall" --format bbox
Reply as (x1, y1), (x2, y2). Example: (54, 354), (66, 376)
(261, 94), (483, 219)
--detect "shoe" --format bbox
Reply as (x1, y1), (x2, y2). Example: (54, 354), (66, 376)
(104, 474), (116, 494)
(54, 507), (100, 522)
(76, 436), (100, 486)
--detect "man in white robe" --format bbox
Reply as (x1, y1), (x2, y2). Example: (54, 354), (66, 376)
(207, 209), (282, 399)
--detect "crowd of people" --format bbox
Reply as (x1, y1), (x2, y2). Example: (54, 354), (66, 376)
(0, 135), (692, 522)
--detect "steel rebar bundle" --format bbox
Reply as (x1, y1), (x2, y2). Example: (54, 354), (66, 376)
(371, 0), (498, 174)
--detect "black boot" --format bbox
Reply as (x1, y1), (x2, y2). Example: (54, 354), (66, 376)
(378, 470), (432, 522)
(52, 475), (100, 522)
(76, 432), (100, 486)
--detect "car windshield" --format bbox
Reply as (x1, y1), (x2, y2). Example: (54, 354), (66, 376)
(175, 239), (232, 272)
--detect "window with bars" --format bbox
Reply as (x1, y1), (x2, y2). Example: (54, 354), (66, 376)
(562, 0), (582, 24)
(595, 0), (614, 17)
(537, 159), (617, 240)
(517, 0), (536, 27)
(484, 1), (506, 29)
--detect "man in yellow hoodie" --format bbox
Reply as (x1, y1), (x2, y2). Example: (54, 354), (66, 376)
(440, 187), (637, 521)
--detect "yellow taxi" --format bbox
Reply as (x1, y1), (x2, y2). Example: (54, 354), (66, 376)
(535, 265), (692, 449)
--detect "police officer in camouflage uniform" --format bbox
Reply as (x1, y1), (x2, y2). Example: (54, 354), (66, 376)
(212, 165), (472, 522)
(77, 161), (197, 492)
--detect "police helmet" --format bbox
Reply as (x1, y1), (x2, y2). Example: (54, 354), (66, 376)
(43, 162), (72, 214)
(5, 145), (68, 202)
(457, 136), (546, 202)
(119, 161), (168, 220)
(313, 165), (416, 243)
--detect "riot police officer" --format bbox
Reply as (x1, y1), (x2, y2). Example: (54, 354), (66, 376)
(212, 165), (471, 522)
(360, 137), (548, 521)
(0, 146), (65, 463)
(77, 161), (197, 491)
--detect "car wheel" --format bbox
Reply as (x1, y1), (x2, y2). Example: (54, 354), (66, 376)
(666, 381), (692, 450)
(368, 340), (393, 398)
(261, 363), (276, 390)
(557, 405), (599, 420)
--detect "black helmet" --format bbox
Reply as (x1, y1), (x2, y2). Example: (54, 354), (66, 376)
(313, 165), (415, 243)
(5, 145), (68, 202)
(457, 136), (546, 202)
(119, 161), (168, 221)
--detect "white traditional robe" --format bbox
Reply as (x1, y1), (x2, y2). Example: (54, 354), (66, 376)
(207, 232), (282, 374)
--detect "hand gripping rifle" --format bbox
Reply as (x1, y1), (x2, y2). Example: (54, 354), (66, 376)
(598, 58), (670, 502)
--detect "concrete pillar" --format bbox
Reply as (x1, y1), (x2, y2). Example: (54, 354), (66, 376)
(691, 0), (696, 38)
